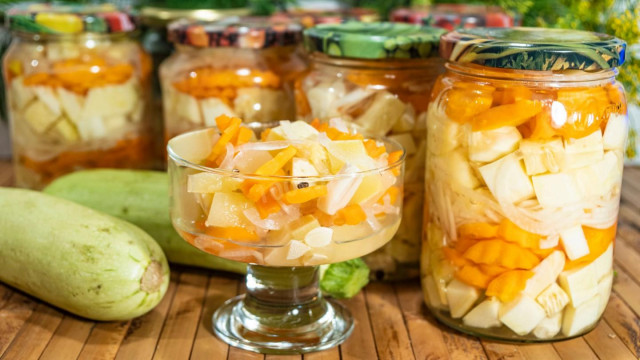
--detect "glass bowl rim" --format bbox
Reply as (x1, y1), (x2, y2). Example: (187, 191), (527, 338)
(167, 122), (407, 182)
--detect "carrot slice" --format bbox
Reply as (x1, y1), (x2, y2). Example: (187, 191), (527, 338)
(284, 185), (328, 204)
(235, 126), (253, 146)
(207, 117), (242, 161)
(455, 265), (492, 289)
(463, 239), (540, 270)
(528, 111), (557, 140)
(564, 224), (616, 270)
(387, 150), (403, 176)
(454, 237), (478, 253)
(364, 139), (386, 158)
(485, 270), (534, 302)
(215, 114), (233, 131)
(260, 128), (272, 141)
(472, 100), (543, 131)
(478, 264), (509, 277)
(206, 226), (260, 242)
(497, 219), (540, 249)
(458, 222), (498, 239)
(335, 204), (367, 226)
(255, 145), (297, 176)
(377, 186), (400, 205)
(246, 182), (276, 203)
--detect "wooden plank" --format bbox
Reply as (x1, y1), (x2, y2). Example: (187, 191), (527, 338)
(0, 161), (13, 186)
(1, 303), (63, 360)
(583, 319), (637, 360)
(603, 293), (640, 358)
(265, 355), (300, 360)
(614, 238), (640, 284)
(304, 347), (341, 360)
(228, 347), (264, 360)
(0, 292), (38, 357)
(517, 344), (561, 360)
(617, 224), (640, 254)
(363, 282), (414, 360)
(0, 284), (14, 309)
(482, 341), (524, 360)
(190, 274), (239, 360)
(619, 205), (640, 232)
(395, 282), (450, 360)
(553, 337), (598, 360)
(115, 270), (181, 360)
(339, 291), (378, 360)
(441, 329), (488, 360)
(612, 264), (640, 317)
(153, 270), (208, 360)
(39, 316), (95, 360)
(77, 320), (131, 360)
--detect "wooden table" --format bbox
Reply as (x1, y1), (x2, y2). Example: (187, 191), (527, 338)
(1, 160), (639, 360)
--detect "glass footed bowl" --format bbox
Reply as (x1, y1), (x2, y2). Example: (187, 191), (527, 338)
(167, 123), (405, 354)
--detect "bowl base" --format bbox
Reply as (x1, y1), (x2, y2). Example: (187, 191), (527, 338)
(213, 294), (354, 355)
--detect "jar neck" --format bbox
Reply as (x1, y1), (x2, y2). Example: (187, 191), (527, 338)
(445, 62), (618, 88)
(173, 44), (299, 54)
(309, 52), (443, 71)
(11, 31), (135, 44)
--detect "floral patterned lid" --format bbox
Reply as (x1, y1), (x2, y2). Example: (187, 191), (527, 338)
(440, 27), (626, 71)
(303, 21), (445, 59)
(391, 5), (515, 29)
(7, 3), (136, 34)
(167, 18), (303, 49)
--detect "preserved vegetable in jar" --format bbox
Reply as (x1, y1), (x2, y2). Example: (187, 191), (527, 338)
(160, 19), (307, 143)
(423, 27), (627, 341)
(299, 22), (445, 280)
(4, 4), (153, 189)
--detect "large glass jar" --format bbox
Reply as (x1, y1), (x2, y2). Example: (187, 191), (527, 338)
(299, 22), (445, 280)
(160, 19), (307, 142)
(3, 4), (153, 189)
(423, 28), (627, 341)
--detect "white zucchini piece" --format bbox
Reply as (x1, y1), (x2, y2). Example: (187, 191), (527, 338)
(558, 262), (598, 308)
(596, 271), (614, 317)
(422, 275), (445, 309)
(536, 283), (570, 317)
(10, 76), (35, 110)
(200, 97), (236, 127)
(83, 79), (138, 119)
(33, 86), (61, 115)
(49, 117), (80, 143)
(447, 148), (480, 189)
(23, 100), (60, 134)
(559, 225), (590, 261)
(57, 87), (85, 126)
(463, 297), (502, 329)
(499, 294), (546, 336)
(591, 243), (614, 282)
(355, 91), (405, 137)
(426, 106), (463, 155)
(172, 91), (202, 125)
(602, 114), (628, 150)
(446, 279), (480, 318)
(468, 126), (521, 163)
(519, 138), (565, 175)
(562, 130), (604, 170)
(389, 133), (417, 156)
(524, 250), (566, 298)
(187, 172), (240, 193)
(479, 153), (534, 203)
(532, 173), (582, 208)
(205, 192), (254, 229)
(533, 311), (562, 339)
(561, 294), (601, 337)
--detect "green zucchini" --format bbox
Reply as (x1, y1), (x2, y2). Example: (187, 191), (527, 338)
(0, 187), (170, 321)
(44, 169), (247, 274)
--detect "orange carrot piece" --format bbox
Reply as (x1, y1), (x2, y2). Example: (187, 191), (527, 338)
(478, 264), (509, 277)
(485, 270), (534, 302)
(497, 218), (540, 249)
(260, 128), (272, 141)
(564, 224), (616, 270)
(284, 185), (328, 204)
(454, 237), (478, 253)
(458, 222), (498, 239)
(335, 204), (367, 226)
(207, 117), (242, 161)
(215, 114), (233, 131)
(377, 186), (400, 205)
(364, 139), (386, 158)
(255, 145), (297, 176)
(387, 150), (403, 176)
(444, 88), (494, 122)
(255, 194), (281, 219)
(527, 111), (557, 140)
(463, 239), (540, 270)
(235, 126), (253, 146)
(472, 100), (543, 131)
(455, 265), (492, 289)
(246, 182), (276, 203)
(206, 226), (260, 242)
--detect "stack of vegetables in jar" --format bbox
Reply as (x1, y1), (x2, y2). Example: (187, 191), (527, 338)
(298, 22), (445, 280)
(423, 28), (627, 341)
(4, 4), (153, 189)
(160, 19), (307, 143)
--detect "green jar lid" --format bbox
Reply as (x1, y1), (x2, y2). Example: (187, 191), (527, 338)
(440, 27), (626, 71)
(7, 3), (135, 35)
(303, 22), (445, 59)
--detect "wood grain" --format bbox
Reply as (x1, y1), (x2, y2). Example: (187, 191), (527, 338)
(1, 161), (640, 360)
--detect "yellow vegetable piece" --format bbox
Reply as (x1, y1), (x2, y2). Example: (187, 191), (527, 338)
(255, 145), (297, 176)
(472, 100), (543, 131)
(485, 270), (534, 303)
(458, 222), (498, 239)
(35, 13), (83, 33)
(443, 247), (471, 267)
(444, 87), (494, 122)
(335, 204), (367, 226)
(283, 185), (328, 204)
(497, 219), (540, 249)
(235, 126), (253, 146)
(455, 264), (492, 289)
(463, 239), (540, 270)
(206, 226), (259, 243)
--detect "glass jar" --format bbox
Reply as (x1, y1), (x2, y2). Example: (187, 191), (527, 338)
(4, 4), (153, 189)
(160, 19), (307, 143)
(299, 22), (445, 280)
(423, 28), (627, 341)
